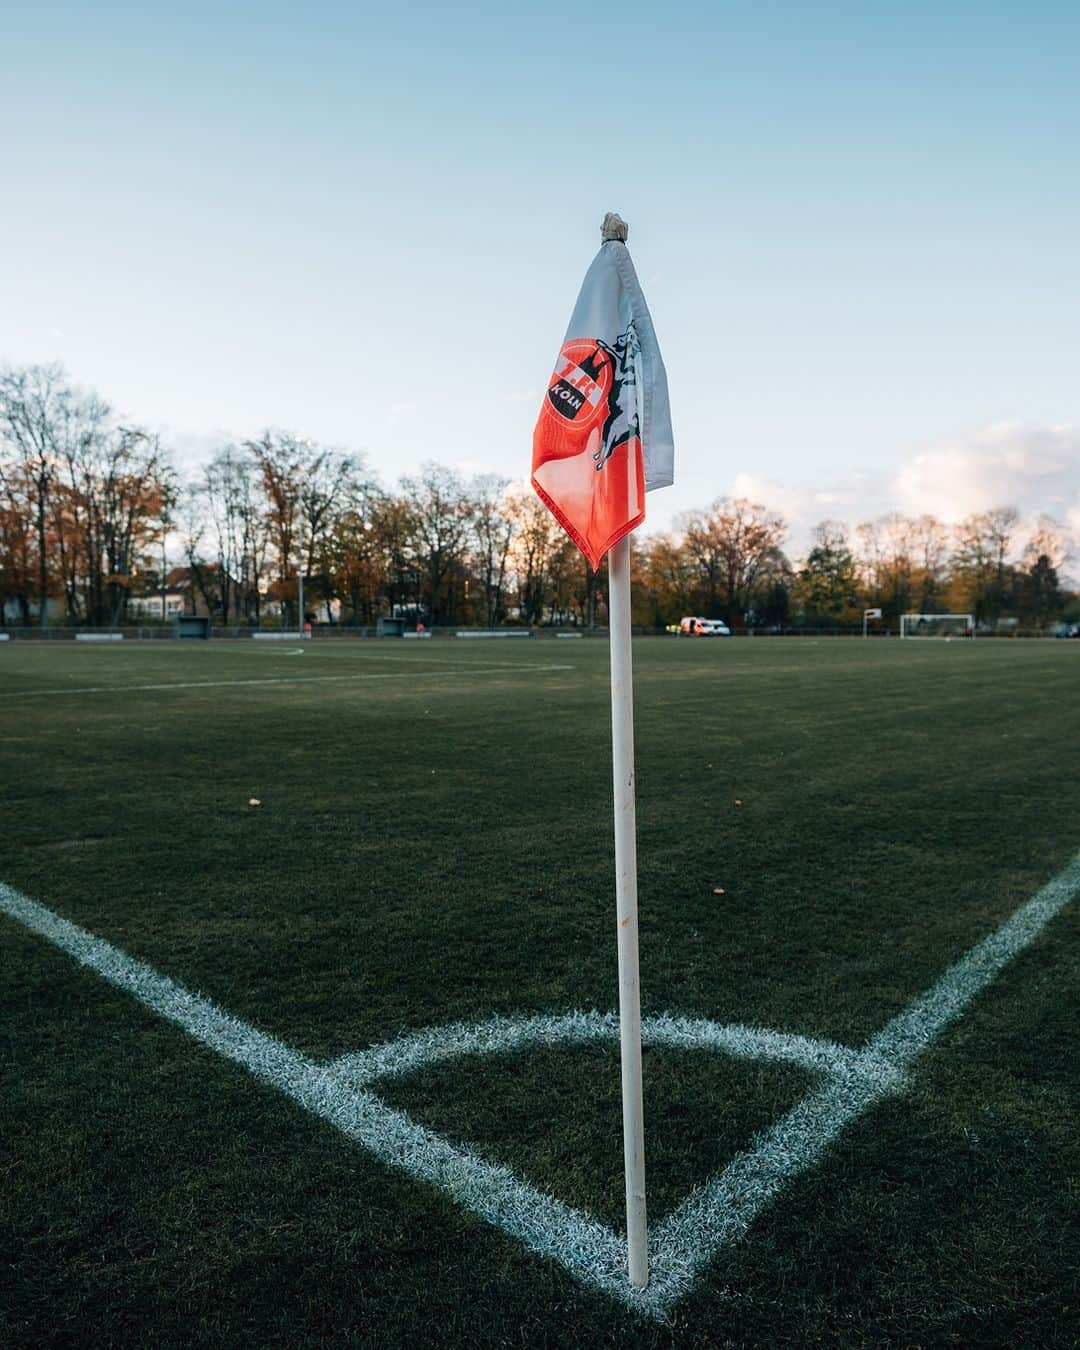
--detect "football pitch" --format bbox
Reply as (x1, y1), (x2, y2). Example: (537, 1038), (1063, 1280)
(2, 636), (1078, 1347)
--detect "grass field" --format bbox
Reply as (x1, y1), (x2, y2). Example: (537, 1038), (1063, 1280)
(2, 635), (1078, 1347)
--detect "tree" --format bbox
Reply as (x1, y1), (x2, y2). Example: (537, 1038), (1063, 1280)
(853, 514), (945, 622)
(91, 428), (172, 626)
(1021, 553), (1061, 627)
(202, 446), (267, 624)
(796, 521), (859, 620)
(368, 492), (418, 621)
(635, 533), (695, 627)
(246, 432), (304, 625)
(469, 475), (515, 627)
(299, 446), (365, 624)
(0, 364), (89, 626)
(0, 459), (35, 624)
(751, 547), (794, 626)
(680, 498), (787, 626)
(246, 433), (362, 626)
(909, 515), (950, 613)
(400, 463), (472, 626)
(952, 506), (1020, 625)
(507, 488), (561, 626)
(1017, 516), (1072, 628)
(326, 506), (385, 625)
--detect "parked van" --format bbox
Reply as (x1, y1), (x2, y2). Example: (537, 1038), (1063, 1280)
(679, 616), (731, 636)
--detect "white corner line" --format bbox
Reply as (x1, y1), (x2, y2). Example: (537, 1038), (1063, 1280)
(1, 850), (1077, 1319)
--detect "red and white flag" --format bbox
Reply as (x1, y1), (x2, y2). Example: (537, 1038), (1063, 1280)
(531, 216), (674, 570)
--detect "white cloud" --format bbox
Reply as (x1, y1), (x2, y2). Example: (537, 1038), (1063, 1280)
(893, 422), (1080, 524)
(700, 424), (1080, 565)
(730, 472), (806, 525)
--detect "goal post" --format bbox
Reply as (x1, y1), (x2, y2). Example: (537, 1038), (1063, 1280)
(899, 613), (975, 639)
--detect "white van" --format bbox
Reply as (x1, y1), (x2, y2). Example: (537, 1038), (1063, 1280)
(678, 616), (731, 636)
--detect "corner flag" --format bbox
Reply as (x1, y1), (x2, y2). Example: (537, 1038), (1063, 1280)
(531, 213), (674, 570)
(531, 216), (674, 1292)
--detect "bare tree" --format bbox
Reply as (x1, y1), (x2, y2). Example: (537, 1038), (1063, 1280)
(469, 475), (515, 627)
(246, 432), (362, 625)
(399, 463), (472, 625)
(201, 446), (270, 624)
(952, 506), (1020, 624)
(909, 515), (950, 612)
(368, 491), (418, 621)
(300, 447), (365, 625)
(506, 487), (561, 626)
(246, 431), (304, 624)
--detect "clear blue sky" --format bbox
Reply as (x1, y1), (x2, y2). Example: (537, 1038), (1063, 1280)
(2, 1), (1078, 545)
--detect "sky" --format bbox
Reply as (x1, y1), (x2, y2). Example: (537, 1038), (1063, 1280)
(2, 1), (1078, 554)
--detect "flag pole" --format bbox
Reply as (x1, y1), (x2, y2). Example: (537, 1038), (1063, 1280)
(608, 530), (648, 1287)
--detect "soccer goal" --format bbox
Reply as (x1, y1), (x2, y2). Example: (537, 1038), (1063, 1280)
(899, 613), (975, 639)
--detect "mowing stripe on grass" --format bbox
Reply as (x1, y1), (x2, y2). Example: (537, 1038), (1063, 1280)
(0, 664), (575, 699)
(2, 850), (1077, 1319)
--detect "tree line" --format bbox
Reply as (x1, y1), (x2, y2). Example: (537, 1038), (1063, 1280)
(1, 363), (1075, 630)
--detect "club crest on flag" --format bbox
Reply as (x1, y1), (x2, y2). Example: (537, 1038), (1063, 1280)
(542, 325), (641, 476)
(544, 339), (611, 431)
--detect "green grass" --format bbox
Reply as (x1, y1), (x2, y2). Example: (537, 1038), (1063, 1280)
(2, 635), (1078, 1347)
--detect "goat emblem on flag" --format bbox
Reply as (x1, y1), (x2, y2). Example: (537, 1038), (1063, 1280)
(532, 220), (673, 570)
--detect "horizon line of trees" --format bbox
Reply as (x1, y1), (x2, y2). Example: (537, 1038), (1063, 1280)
(2, 362), (1077, 631)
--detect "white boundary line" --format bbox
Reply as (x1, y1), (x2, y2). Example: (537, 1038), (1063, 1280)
(1, 850), (1077, 1318)
(0, 664), (575, 699)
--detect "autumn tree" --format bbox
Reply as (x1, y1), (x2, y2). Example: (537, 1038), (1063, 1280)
(0, 364), (88, 626)
(680, 498), (787, 626)
(0, 460), (35, 623)
(506, 488), (561, 626)
(635, 533), (696, 626)
(952, 507), (1020, 624)
(246, 432), (363, 625)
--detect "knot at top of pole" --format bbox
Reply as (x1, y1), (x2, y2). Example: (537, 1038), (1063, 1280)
(601, 212), (629, 242)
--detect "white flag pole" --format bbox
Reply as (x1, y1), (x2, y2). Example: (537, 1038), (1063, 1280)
(608, 530), (648, 1287)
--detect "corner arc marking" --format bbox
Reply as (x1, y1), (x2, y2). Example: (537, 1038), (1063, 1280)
(1, 849), (1078, 1318)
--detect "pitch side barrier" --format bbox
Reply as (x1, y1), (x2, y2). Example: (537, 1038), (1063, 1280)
(0, 625), (1068, 642)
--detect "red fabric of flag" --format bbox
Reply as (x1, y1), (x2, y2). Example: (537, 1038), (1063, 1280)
(532, 335), (645, 571)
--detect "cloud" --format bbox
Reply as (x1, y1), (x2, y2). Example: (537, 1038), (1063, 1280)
(727, 469), (894, 553)
(892, 422), (1080, 524)
(730, 472), (807, 525)
(712, 423), (1080, 563)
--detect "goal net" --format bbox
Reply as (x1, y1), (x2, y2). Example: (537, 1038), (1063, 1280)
(899, 613), (975, 639)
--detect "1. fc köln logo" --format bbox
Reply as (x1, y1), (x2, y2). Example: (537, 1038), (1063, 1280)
(544, 339), (612, 430)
